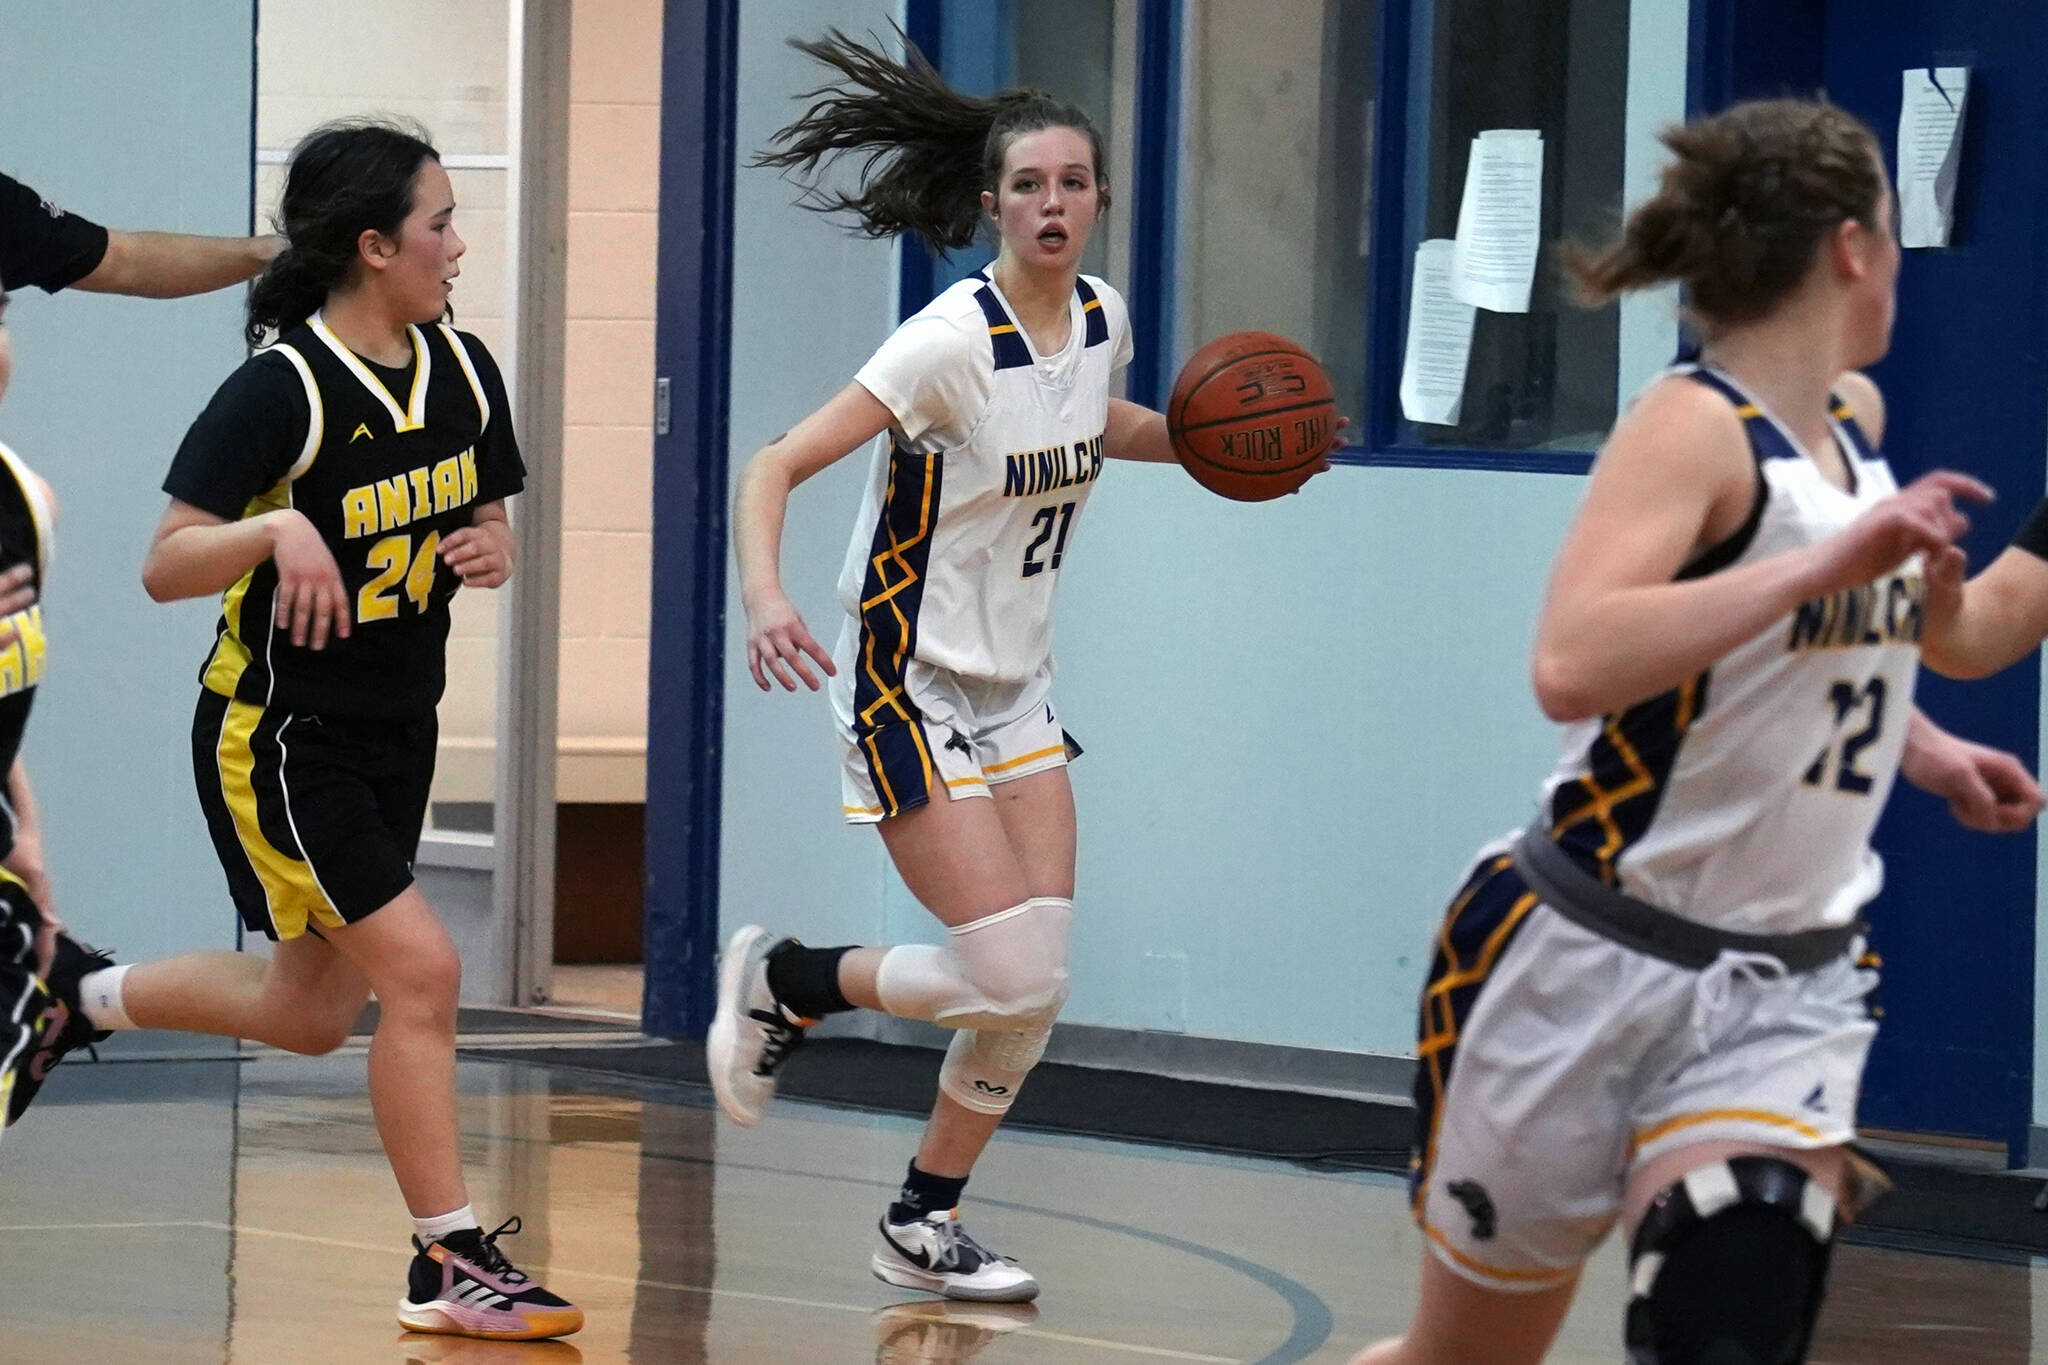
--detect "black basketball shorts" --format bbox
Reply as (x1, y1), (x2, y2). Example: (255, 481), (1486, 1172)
(191, 689), (436, 941)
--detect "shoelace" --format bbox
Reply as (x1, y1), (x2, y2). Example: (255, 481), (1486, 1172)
(463, 1216), (532, 1286)
(749, 1007), (807, 1077)
(924, 1216), (1011, 1273)
(1690, 949), (1793, 1054)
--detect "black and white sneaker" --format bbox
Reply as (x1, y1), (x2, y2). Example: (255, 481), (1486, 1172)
(397, 1217), (585, 1340)
(705, 924), (811, 1126)
(872, 1209), (1040, 1303)
(7, 933), (113, 1125)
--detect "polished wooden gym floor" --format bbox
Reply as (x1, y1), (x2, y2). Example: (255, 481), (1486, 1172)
(0, 1040), (2036, 1364)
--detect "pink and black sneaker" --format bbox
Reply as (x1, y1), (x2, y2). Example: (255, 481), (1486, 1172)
(397, 1216), (584, 1341)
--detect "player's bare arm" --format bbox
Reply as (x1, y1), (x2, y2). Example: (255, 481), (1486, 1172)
(733, 381), (894, 692)
(1104, 398), (1173, 462)
(143, 496), (350, 650)
(1900, 706), (2045, 832)
(1922, 543), (2048, 680)
(1535, 376), (1985, 721)
(75, 229), (283, 299)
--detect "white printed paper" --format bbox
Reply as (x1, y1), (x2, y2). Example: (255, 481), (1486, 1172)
(1400, 239), (1478, 426)
(1898, 67), (1968, 249)
(1450, 129), (1545, 313)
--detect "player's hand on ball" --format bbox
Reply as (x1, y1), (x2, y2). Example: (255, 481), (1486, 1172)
(1290, 414), (1351, 493)
(441, 525), (513, 588)
(267, 509), (351, 650)
(745, 591), (836, 692)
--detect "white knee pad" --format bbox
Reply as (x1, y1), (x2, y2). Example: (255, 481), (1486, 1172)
(873, 896), (1073, 1032)
(939, 1015), (1057, 1114)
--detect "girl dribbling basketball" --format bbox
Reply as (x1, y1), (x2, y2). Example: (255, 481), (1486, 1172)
(706, 29), (1187, 1302)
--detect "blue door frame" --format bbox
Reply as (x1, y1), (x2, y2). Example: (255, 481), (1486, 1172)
(643, 0), (739, 1040)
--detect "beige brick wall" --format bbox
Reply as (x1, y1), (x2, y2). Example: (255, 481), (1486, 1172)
(256, 0), (512, 806)
(255, 0), (660, 806)
(558, 0), (660, 802)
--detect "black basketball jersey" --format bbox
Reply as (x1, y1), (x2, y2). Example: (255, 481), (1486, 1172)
(165, 314), (524, 718)
(0, 441), (51, 859)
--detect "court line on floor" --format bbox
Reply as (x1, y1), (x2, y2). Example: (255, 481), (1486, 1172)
(0, 1219), (1241, 1363)
(240, 1083), (1340, 1365)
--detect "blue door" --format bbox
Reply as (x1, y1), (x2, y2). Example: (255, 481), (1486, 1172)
(1700, 0), (2047, 1153)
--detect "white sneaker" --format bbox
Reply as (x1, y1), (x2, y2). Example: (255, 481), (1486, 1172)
(870, 1300), (1038, 1362)
(871, 1210), (1040, 1303)
(705, 925), (810, 1127)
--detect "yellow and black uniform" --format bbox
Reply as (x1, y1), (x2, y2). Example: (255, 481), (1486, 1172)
(164, 313), (523, 940)
(0, 440), (52, 959)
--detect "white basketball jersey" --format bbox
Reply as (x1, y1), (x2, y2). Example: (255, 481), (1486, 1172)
(1538, 364), (1921, 934)
(837, 271), (1132, 703)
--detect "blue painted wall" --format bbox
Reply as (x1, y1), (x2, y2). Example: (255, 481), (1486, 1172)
(0, 3), (255, 970)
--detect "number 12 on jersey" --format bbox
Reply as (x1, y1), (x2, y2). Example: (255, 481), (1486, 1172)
(1803, 676), (1886, 795)
(359, 530), (442, 622)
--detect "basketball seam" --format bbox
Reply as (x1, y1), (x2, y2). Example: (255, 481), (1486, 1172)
(1172, 396), (1337, 438)
(1177, 346), (1318, 407)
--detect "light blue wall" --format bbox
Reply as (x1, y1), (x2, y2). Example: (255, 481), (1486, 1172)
(0, 3), (255, 965)
(720, 0), (903, 950)
(1055, 465), (1578, 1051)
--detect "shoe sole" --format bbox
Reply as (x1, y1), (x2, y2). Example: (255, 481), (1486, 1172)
(870, 1252), (1042, 1303)
(397, 1299), (586, 1340)
(705, 924), (771, 1127)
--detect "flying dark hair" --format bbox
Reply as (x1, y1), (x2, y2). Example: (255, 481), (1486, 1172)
(246, 118), (442, 345)
(1566, 98), (1885, 329)
(753, 27), (1109, 254)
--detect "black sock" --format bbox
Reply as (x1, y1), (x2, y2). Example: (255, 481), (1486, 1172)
(764, 941), (855, 1019)
(889, 1160), (968, 1223)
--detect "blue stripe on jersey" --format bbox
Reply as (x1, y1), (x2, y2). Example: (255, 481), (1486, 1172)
(1685, 368), (1803, 462)
(1074, 277), (1109, 347)
(972, 285), (1034, 371)
(852, 443), (944, 817)
(1410, 854), (1540, 1211)
(1548, 671), (1711, 885)
(1832, 398), (1878, 462)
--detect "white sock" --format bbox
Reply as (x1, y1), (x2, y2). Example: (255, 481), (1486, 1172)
(78, 964), (134, 1030)
(413, 1204), (479, 1244)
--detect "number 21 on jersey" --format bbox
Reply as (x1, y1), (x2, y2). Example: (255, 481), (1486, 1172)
(358, 531), (441, 621)
(1022, 502), (1076, 578)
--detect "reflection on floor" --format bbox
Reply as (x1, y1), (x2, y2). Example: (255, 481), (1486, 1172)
(0, 1052), (2037, 1364)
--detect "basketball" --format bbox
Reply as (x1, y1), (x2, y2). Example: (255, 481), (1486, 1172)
(1167, 332), (1337, 501)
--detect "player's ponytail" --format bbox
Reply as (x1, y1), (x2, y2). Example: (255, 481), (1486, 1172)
(247, 118), (442, 346)
(755, 27), (1109, 253)
(1566, 99), (1884, 329)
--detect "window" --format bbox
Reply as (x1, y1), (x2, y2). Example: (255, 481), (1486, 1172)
(1393, 0), (1625, 452)
(909, 0), (1688, 466)
(1371, 0), (1691, 462)
(1172, 0), (1377, 427)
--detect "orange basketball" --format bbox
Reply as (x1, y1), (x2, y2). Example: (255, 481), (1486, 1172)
(1167, 332), (1337, 501)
